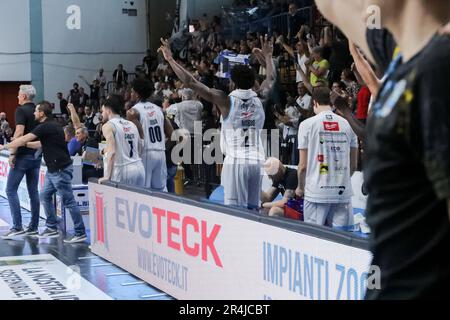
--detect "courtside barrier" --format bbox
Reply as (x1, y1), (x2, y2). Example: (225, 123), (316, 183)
(89, 180), (372, 300)
(0, 151), (84, 220)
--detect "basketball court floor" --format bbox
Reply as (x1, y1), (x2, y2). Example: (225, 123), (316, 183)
(0, 197), (172, 301)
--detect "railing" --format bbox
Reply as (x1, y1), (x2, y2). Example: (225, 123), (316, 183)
(223, 7), (314, 40)
(105, 72), (137, 96)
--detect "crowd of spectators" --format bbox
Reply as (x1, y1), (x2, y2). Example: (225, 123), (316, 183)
(2, 1), (372, 227)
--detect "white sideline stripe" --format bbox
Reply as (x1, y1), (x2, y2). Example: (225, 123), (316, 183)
(78, 256), (101, 260)
(121, 281), (146, 286)
(0, 219), (10, 228)
(91, 263), (113, 267)
(106, 273), (130, 277)
(140, 293), (169, 299)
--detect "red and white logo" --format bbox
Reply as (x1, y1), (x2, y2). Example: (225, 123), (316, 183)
(0, 161), (8, 178)
(241, 112), (254, 119)
(317, 155), (324, 163)
(148, 111), (155, 118)
(39, 170), (46, 188)
(95, 192), (106, 245)
(323, 122), (340, 132)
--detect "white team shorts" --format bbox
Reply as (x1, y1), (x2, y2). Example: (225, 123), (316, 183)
(303, 200), (354, 230)
(112, 161), (145, 188)
(142, 150), (167, 191)
(221, 156), (264, 210)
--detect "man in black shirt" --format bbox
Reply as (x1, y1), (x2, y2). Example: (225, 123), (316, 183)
(316, 0), (450, 299)
(113, 64), (128, 90)
(68, 83), (81, 107)
(83, 105), (98, 138)
(287, 3), (305, 45)
(57, 92), (69, 116)
(1, 85), (42, 239)
(261, 158), (298, 217)
(1, 101), (87, 244)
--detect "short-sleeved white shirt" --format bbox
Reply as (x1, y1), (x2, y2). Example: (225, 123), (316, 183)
(298, 110), (358, 203)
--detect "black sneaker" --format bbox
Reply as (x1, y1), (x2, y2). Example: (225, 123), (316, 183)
(25, 228), (39, 237)
(39, 228), (60, 239)
(1, 229), (26, 240)
(64, 234), (88, 244)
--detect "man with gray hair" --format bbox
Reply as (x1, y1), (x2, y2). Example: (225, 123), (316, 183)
(165, 88), (203, 181)
(2, 85), (42, 239)
(166, 88), (203, 134)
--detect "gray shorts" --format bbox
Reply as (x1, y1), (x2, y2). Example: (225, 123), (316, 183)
(142, 150), (167, 191)
(112, 161), (145, 188)
(303, 200), (354, 230)
(221, 157), (263, 210)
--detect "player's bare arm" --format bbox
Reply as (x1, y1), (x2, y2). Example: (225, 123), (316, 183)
(99, 122), (116, 184)
(126, 108), (144, 140)
(158, 38), (230, 118)
(314, 0), (375, 64)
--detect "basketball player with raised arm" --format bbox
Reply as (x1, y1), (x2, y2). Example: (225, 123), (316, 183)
(159, 38), (274, 210)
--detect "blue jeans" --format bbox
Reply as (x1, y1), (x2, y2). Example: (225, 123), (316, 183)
(166, 165), (177, 194)
(40, 165), (86, 236)
(6, 155), (41, 231)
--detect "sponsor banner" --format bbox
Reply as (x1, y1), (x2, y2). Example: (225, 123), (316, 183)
(56, 185), (90, 232)
(0, 254), (112, 300)
(0, 153), (47, 218)
(90, 183), (372, 300)
(0, 153), (85, 219)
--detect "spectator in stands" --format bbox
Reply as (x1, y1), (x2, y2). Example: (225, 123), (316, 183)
(95, 68), (107, 99)
(78, 87), (90, 108)
(113, 64), (128, 90)
(166, 89), (203, 135)
(143, 49), (157, 75)
(277, 32), (310, 84)
(309, 46), (330, 87)
(166, 88), (203, 182)
(80, 76), (101, 110)
(341, 68), (360, 100)
(75, 127), (89, 152)
(65, 125), (82, 157)
(84, 105), (98, 138)
(287, 3), (304, 44)
(261, 157), (298, 217)
(94, 114), (104, 143)
(274, 94), (301, 165)
(68, 83), (81, 107)
(165, 113), (180, 194)
(355, 84), (371, 123)
(323, 26), (353, 84)
(296, 87), (357, 230)
(57, 92), (69, 116)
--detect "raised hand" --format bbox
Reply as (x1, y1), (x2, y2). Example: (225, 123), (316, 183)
(158, 38), (173, 61)
(275, 35), (284, 45)
(331, 89), (352, 117)
(260, 34), (274, 57)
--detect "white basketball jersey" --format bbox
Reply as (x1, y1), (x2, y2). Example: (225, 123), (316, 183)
(133, 102), (166, 151)
(221, 89), (265, 161)
(109, 118), (142, 167)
